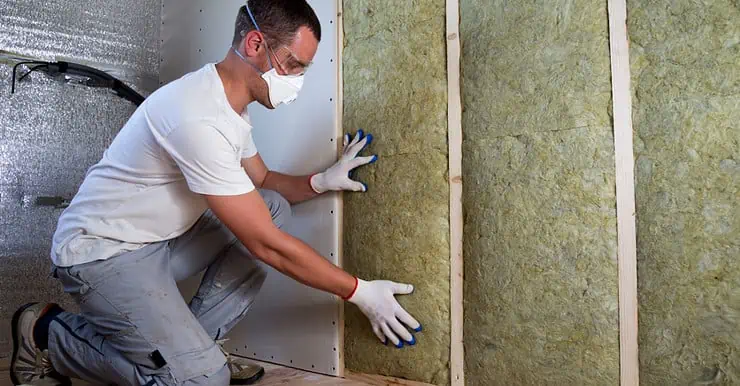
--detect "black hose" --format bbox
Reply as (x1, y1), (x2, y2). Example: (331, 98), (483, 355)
(11, 60), (145, 106)
(11, 60), (48, 94)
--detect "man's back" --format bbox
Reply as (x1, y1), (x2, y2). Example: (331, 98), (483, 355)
(52, 63), (257, 267)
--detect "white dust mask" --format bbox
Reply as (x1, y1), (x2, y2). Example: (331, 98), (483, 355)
(261, 68), (304, 107)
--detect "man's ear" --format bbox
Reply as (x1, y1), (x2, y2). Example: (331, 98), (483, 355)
(243, 30), (265, 57)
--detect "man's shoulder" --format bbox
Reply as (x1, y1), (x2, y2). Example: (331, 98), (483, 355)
(146, 64), (219, 111)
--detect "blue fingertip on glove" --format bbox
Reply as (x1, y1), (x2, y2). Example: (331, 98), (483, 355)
(361, 183), (368, 192)
(406, 336), (416, 346)
(395, 341), (404, 349)
(414, 324), (423, 333)
(369, 155), (378, 164)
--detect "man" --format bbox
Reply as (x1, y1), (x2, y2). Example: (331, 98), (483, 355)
(9, 1), (422, 385)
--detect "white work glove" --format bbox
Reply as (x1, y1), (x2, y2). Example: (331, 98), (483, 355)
(310, 130), (377, 193)
(347, 279), (422, 348)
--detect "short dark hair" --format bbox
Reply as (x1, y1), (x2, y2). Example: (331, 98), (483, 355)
(232, 0), (321, 49)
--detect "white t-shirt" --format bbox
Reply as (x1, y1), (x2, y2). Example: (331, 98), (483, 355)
(51, 63), (258, 267)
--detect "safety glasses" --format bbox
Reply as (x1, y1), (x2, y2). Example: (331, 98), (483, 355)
(266, 40), (312, 76)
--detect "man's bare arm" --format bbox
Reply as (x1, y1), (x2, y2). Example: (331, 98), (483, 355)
(240, 131), (376, 204)
(205, 186), (422, 347)
(205, 190), (355, 296)
(241, 156), (318, 204)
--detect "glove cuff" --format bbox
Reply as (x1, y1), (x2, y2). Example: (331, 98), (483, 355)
(343, 277), (360, 301)
(309, 173), (324, 194)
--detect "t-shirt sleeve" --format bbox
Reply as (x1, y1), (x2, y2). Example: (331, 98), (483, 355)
(161, 123), (255, 196)
(241, 131), (258, 159)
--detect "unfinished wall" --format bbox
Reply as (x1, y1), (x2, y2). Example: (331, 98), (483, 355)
(460, 1), (620, 384)
(0, 0), (160, 357)
(629, 1), (740, 384)
(342, 1), (450, 384)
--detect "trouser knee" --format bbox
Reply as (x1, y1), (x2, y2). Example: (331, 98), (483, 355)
(259, 189), (292, 229)
(185, 363), (230, 386)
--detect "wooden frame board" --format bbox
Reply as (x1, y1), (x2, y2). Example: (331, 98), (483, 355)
(446, 0), (465, 384)
(607, 0), (639, 385)
(336, 0), (346, 376)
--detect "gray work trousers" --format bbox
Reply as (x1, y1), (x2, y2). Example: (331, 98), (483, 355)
(47, 190), (290, 386)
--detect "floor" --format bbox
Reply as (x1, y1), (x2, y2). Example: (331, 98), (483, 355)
(245, 361), (370, 385)
(0, 359), (427, 386)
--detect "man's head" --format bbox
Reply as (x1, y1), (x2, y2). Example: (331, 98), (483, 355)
(230, 0), (321, 109)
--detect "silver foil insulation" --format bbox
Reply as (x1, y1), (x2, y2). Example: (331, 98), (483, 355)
(0, 0), (161, 354)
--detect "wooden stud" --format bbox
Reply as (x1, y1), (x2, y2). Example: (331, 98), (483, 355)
(446, 0), (464, 385)
(336, 0), (346, 378)
(607, 0), (639, 385)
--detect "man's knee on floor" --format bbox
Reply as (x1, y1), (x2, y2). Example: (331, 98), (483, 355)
(259, 189), (291, 228)
(184, 364), (230, 386)
(151, 363), (229, 386)
(153, 343), (228, 386)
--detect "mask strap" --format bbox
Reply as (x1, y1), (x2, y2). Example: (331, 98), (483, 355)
(245, 1), (275, 70)
(232, 47), (267, 75)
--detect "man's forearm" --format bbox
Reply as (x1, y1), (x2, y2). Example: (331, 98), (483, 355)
(252, 230), (356, 298)
(204, 191), (422, 347)
(261, 171), (319, 204)
(205, 192), (355, 299)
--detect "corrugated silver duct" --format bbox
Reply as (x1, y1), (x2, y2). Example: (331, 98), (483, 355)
(0, 0), (161, 356)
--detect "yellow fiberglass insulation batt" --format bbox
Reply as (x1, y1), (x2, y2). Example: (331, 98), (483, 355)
(461, 1), (620, 384)
(342, 0), (451, 385)
(630, 0), (740, 384)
